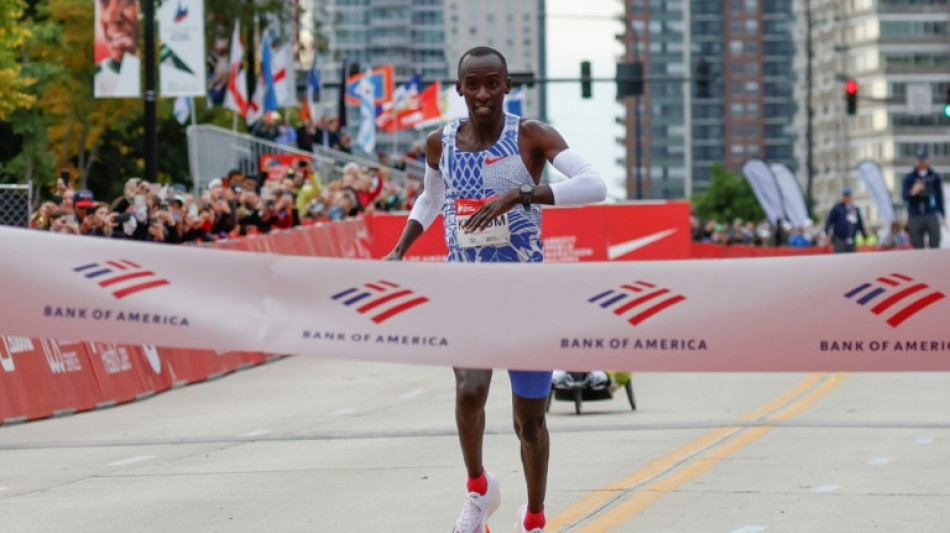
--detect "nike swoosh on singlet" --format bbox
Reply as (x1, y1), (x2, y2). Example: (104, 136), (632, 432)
(485, 155), (509, 165)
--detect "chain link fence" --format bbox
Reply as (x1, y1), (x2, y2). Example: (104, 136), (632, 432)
(0, 183), (32, 228)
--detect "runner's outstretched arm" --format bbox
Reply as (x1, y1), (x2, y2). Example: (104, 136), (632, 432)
(384, 129), (445, 260)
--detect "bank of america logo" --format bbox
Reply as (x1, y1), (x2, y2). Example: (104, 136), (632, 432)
(588, 281), (686, 326)
(845, 273), (945, 328)
(73, 260), (171, 299)
(332, 280), (430, 324)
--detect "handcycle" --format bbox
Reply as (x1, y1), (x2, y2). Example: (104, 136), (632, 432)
(546, 371), (636, 415)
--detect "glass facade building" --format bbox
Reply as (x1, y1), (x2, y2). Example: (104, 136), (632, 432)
(620, 0), (798, 200)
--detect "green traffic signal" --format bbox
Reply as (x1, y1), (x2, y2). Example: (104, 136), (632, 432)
(944, 102), (950, 119)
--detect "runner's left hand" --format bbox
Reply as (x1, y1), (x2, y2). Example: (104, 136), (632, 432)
(461, 191), (517, 232)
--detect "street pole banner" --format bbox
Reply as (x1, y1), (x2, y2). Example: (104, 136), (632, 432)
(158, 0), (207, 97)
(770, 163), (811, 227)
(94, 0), (142, 98)
(1, 227), (949, 372)
(857, 160), (897, 227)
(742, 159), (785, 224)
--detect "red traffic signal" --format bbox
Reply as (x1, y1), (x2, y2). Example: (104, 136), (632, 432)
(845, 79), (858, 115)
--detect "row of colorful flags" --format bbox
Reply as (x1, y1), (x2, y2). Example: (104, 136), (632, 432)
(211, 19), (525, 153)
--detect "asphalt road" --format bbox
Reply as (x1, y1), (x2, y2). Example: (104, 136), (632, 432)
(0, 356), (947, 532)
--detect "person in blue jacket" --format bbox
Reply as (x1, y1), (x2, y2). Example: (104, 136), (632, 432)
(824, 187), (866, 253)
(902, 148), (945, 249)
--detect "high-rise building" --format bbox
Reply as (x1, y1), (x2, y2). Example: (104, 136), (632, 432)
(619, 1), (798, 200)
(794, 0), (950, 225)
(443, 0), (545, 120)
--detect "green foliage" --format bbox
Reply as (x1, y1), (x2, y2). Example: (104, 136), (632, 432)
(1, 0), (288, 201)
(0, 0), (36, 120)
(691, 163), (765, 223)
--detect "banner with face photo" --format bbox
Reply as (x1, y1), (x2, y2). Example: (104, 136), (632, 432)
(94, 0), (142, 98)
(158, 0), (207, 97)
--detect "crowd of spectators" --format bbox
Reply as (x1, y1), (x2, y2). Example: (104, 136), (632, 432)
(690, 213), (911, 250)
(29, 142), (426, 244)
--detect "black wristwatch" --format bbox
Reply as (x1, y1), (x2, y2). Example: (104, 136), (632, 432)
(519, 183), (534, 211)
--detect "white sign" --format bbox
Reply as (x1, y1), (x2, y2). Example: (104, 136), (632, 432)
(906, 83), (931, 116)
(158, 0), (207, 97)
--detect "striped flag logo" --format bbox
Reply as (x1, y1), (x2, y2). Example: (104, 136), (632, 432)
(73, 260), (171, 299)
(844, 272), (945, 328)
(588, 280), (687, 326)
(331, 280), (430, 324)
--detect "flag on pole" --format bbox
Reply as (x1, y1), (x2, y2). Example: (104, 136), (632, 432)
(223, 20), (248, 117)
(391, 80), (442, 131)
(173, 96), (192, 124)
(356, 67), (376, 154)
(272, 42), (296, 107)
(377, 74), (422, 131)
(504, 86), (524, 117)
(337, 59), (349, 129)
(300, 56), (319, 122)
(260, 33), (279, 114)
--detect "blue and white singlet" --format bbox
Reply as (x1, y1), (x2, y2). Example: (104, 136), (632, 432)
(440, 113), (543, 263)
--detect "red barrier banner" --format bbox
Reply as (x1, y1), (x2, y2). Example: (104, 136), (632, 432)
(366, 202), (692, 262)
(0, 338), (104, 421)
(82, 343), (174, 404)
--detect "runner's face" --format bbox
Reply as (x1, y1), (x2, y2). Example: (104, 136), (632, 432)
(457, 54), (510, 125)
(100, 0), (139, 63)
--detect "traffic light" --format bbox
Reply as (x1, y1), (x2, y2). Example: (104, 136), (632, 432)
(509, 71), (535, 87)
(695, 59), (711, 98)
(944, 87), (950, 119)
(616, 61), (644, 98)
(580, 61), (592, 99)
(845, 79), (858, 115)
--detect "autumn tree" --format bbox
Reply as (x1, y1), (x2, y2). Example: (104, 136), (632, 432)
(0, 0), (35, 121)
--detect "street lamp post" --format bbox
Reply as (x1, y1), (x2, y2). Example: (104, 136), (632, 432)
(143, 0), (157, 184)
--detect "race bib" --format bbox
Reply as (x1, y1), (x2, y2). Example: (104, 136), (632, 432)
(455, 197), (510, 248)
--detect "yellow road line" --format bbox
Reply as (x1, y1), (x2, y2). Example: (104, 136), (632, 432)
(549, 372), (847, 532)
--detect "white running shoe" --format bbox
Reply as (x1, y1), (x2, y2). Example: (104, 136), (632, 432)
(513, 505), (545, 533)
(453, 471), (501, 533)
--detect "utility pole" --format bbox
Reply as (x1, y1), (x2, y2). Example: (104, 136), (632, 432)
(804, 0), (814, 213)
(631, 24), (643, 200)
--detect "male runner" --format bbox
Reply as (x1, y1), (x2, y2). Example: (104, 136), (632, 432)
(384, 46), (606, 533)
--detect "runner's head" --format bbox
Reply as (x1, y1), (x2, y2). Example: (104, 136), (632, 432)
(457, 47), (511, 126)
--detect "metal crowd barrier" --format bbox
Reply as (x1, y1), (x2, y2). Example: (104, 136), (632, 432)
(186, 125), (424, 192)
(0, 183), (32, 228)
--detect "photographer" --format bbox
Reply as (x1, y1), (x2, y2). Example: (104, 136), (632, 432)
(902, 148), (946, 249)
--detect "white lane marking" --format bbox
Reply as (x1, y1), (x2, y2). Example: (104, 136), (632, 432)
(813, 485), (841, 493)
(240, 429), (271, 438)
(331, 408), (358, 416)
(399, 389), (425, 400)
(728, 526), (768, 533)
(915, 437), (935, 445)
(868, 457), (892, 466)
(109, 455), (155, 467)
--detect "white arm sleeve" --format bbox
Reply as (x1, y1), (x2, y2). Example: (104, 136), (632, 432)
(549, 148), (607, 205)
(408, 165), (445, 230)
